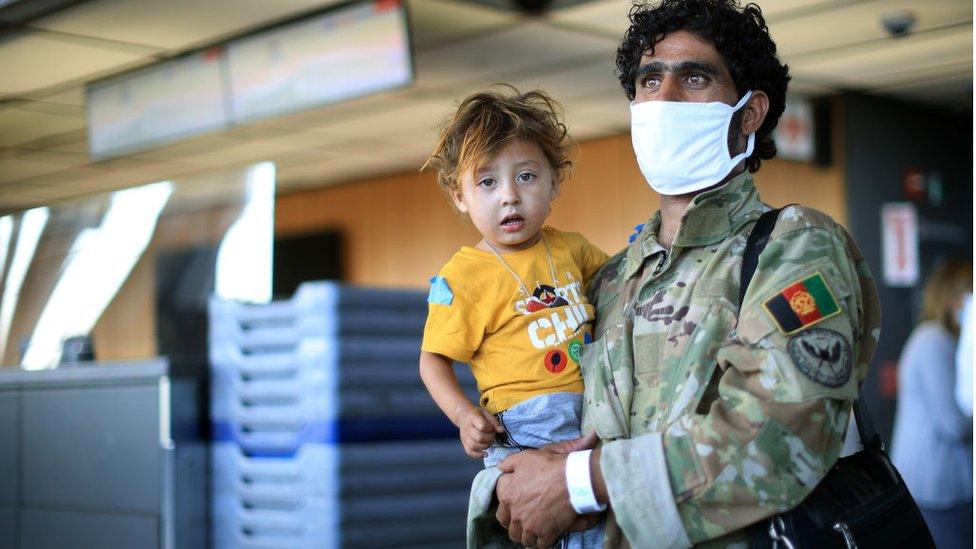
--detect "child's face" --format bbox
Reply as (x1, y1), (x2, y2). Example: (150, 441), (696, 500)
(452, 139), (557, 253)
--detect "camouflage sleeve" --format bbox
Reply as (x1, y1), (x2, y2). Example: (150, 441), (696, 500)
(601, 207), (879, 545)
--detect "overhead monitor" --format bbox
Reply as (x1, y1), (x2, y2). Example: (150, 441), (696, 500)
(86, 0), (413, 160)
(87, 50), (228, 160)
(227, 0), (412, 123)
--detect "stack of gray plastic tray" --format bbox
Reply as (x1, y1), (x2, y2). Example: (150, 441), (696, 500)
(209, 281), (481, 548)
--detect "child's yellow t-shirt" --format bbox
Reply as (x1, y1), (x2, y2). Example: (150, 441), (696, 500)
(421, 227), (609, 414)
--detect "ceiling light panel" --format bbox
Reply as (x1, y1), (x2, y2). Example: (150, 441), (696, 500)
(33, 134), (90, 155)
(13, 100), (84, 118)
(304, 98), (451, 144)
(12, 165), (107, 190)
(0, 106), (85, 147)
(250, 90), (404, 132)
(793, 27), (972, 87)
(75, 167), (197, 194)
(876, 72), (972, 107)
(407, 0), (519, 49)
(771, 0), (972, 58)
(33, 0), (343, 52)
(548, 0), (846, 38)
(261, 99), (455, 159)
(277, 153), (405, 189)
(0, 182), (86, 199)
(0, 158), (81, 184)
(382, 133), (443, 159)
(131, 135), (248, 162)
(755, 0), (854, 20)
(10, 149), (90, 168)
(171, 139), (302, 167)
(230, 130), (347, 154)
(505, 61), (620, 102)
(561, 97), (630, 138)
(547, 0), (635, 37)
(785, 79), (841, 97)
(0, 31), (149, 96)
(275, 154), (354, 187)
(413, 22), (617, 90)
(24, 86), (87, 107)
(0, 185), (69, 209)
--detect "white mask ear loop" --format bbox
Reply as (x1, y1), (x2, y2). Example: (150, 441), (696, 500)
(726, 91), (756, 164)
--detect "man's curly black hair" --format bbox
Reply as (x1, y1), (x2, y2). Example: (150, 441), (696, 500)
(616, 0), (790, 173)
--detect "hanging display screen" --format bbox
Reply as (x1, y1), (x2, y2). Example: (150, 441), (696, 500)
(87, 50), (228, 160)
(86, 0), (413, 160)
(227, 0), (412, 123)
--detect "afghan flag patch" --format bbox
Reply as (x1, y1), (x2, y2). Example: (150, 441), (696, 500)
(762, 272), (841, 335)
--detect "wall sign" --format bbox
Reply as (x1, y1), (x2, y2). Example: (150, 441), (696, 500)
(773, 95), (815, 162)
(881, 203), (920, 287)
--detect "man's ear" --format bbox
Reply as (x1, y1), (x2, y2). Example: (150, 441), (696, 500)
(450, 187), (468, 213)
(742, 90), (770, 135)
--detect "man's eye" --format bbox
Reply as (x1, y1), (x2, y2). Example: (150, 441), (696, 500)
(640, 76), (660, 89)
(687, 73), (707, 86)
(517, 172), (535, 182)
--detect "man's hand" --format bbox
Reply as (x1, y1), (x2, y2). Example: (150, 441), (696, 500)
(455, 402), (504, 459)
(494, 430), (601, 548)
(541, 430), (599, 455)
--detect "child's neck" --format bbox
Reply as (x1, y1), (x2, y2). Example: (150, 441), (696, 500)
(478, 232), (542, 254)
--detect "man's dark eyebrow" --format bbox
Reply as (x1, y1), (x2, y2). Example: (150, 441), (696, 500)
(635, 60), (720, 80)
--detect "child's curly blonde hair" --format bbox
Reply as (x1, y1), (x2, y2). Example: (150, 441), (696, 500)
(422, 86), (573, 200)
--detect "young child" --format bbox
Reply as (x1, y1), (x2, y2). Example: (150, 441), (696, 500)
(419, 88), (607, 547)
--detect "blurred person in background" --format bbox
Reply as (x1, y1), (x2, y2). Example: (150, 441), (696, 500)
(955, 292), (972, 417)
(891, 259), (973, 549)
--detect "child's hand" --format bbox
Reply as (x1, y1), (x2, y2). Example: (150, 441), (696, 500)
(455, 403), (504, 459)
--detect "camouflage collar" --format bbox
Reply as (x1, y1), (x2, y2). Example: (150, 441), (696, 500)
(622, 172), (763, 280)
(623, 213), (665, 280)
(674, 171), (761, 247)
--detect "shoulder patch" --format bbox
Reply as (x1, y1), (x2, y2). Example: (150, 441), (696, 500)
(762, 272), (841, 335)
(788, 328), (852, 387)
(628, 223), (645, 243)
(427, 275), (454, 305)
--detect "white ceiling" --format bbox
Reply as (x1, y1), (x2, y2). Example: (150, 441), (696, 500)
(0, 0), (971, 212)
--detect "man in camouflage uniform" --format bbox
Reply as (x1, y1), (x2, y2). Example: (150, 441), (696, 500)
(487, 1), (881, 547)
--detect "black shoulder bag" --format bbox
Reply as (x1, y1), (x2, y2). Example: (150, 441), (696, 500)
(741, 208), (935, 549)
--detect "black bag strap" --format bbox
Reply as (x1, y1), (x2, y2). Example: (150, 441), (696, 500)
(740, 205), (882, 454)
(853, 395), (883, 451)
(739, 207), (783, 306)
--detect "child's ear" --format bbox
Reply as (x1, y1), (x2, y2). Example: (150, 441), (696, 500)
(450, 187), (468, 213)
(550, 163), (567, 199)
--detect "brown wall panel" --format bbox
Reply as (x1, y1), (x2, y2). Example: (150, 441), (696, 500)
(277, 125), (846, 289)
(752, 99), (847, 223)
(4, 120), (845, 367)
(3, 234), (75, 366)
(89, 205), (242, 363)
(550, 133), (659, 257)
(90, 250), (156, 362)
(275, 173), (466, 287)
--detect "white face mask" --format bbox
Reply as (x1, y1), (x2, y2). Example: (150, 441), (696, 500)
(630, 91), (755, 196)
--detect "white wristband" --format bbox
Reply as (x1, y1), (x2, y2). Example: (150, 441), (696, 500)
(565, 449), (607, 514)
